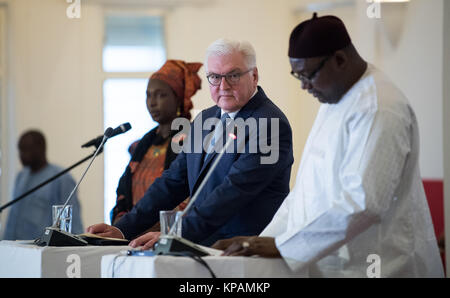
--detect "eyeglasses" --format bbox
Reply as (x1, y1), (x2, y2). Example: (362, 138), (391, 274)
(290, 56), (331, 83)
(207, 69), (252, 86)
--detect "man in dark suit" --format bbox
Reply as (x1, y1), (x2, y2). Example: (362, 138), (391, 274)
(87, 38), (294, 247)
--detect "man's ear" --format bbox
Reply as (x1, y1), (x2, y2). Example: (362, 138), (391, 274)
(333, 50), (348, 70)
(252, 67), (259, 84)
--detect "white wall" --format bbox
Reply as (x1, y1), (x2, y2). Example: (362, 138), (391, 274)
(0, 4), (16, 231)
(369, 0), (443, 179)
(1, 0), (105, 230)
(0, 0), (446, 234)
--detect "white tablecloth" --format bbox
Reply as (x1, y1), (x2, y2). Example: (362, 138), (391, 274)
(101, 253), (308, 278)
(0, 240), (130, 278)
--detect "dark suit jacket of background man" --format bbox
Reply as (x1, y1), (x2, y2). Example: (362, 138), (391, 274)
(114, 86), (294, 246)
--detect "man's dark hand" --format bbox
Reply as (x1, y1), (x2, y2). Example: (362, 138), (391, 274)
(212, 236), (281, 258)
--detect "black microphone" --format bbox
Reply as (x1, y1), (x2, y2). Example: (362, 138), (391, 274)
(81, 122), (132, 148)
(108, 122), (131, 138)
(104, 127), (114, 139)
(35, 127), (116, 247)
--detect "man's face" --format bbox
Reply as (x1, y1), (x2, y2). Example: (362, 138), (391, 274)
(207, 51), (258, 112)
(290, 56), (340, 104)
(18, 136), (42, 168)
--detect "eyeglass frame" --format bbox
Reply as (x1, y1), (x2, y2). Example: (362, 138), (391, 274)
(290, 55), (331, 83)
(206, 68), (253, 86)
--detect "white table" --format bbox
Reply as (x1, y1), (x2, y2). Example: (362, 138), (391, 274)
(0, 240), (131, 278)
(101, 253), (307, 278)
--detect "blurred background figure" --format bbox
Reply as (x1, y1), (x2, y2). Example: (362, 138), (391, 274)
(3, 130), (84, 240)
(110, 59), (202, 226)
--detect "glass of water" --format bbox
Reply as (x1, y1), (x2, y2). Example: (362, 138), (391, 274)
(159, 210), (182, 237)
(52, 205), (73, 233)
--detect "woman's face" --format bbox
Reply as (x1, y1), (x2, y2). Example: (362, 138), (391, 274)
(146, 79), (180, 125)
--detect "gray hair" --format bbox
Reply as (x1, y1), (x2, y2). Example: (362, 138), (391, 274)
(205, 38), (257, 72)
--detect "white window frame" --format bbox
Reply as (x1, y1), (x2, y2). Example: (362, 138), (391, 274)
(101, 7), (167, 223)
(101, 7), (167, 81)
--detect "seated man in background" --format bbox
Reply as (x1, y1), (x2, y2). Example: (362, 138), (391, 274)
(3, 130), (83, 240)
(87, 38), (294, 248)
(213, 13), (444, 278)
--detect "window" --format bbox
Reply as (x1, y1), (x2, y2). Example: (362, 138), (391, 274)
(103, 15), (165, 72)
(102, 14), (166, 223)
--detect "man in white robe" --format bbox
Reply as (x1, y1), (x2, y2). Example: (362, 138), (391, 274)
(213, 13), (444, 278)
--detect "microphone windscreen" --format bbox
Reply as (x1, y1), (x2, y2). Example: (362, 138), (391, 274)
(104, 127), (114, 138)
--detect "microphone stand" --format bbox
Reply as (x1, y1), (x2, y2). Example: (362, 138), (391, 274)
(0, 149), (101, 214)
(35, 130), (113, 246)
(0, 123), (132, 214)
(154, 127), (238, 257)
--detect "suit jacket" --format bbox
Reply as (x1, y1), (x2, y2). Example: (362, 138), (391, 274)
(115, 86), (294, 246)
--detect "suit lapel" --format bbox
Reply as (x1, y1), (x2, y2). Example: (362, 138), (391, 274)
(191, 87), (267, 195)
(235, 86), (265, 120)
